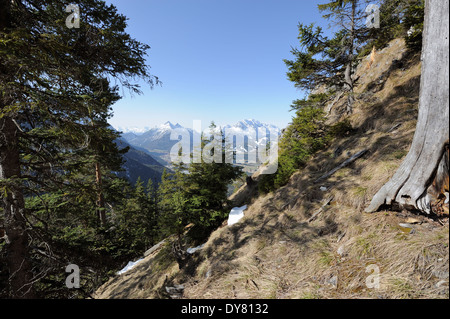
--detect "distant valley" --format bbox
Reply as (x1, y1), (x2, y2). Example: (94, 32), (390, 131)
(116, 119), (281, 176)
(115, 138), (168, 186)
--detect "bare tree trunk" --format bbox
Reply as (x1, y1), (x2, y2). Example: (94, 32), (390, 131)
(95, 162), (106, 226)
(344, 0), (357, 114)
(366, 0), (449, 215)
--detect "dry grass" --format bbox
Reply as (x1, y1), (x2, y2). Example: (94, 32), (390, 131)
(95, 39), (449, 300)
(94, 240), (180, 299)
(182, 38), (448, 300)
(182, 203), (448, 299)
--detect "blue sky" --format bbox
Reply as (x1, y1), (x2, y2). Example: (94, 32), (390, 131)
(106, 0), (329, 130)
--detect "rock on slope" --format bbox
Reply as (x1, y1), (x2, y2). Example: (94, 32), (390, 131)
(94, 39), (449, 300)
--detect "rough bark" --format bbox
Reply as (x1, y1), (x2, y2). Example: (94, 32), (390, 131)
(171, 239), (190, 269)
(1, 0), (36, 299)
(0, 117), (36, 298)
(366, 0), (449, 215)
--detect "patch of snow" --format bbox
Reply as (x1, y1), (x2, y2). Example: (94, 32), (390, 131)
(407, 26), (416, 37)
(117, 258), (144, 275)
(228, 205), (247, 226)
(187, 244), (205, 254)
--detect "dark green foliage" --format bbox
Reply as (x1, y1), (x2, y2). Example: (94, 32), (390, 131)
(258, 97), (356, 194)
(361, 0), (425, 54)
(284, 24), (348, 92)
(157, 124), (243, 242)
(157, 166), (190, 240)
(19, 176), (161, 298)
(403, 0), (425, 50)
(259, 105), (330, 193)
(111, 178), (158, 256)
(287, 0), (426, 101)
(1, 0), (159, 298)
(290, 93), (332, 112)
(270, 0), (424, 196)
(328, 119), (354, 137)
(285, 0), (373, 114)
(185, 161), (243, 239)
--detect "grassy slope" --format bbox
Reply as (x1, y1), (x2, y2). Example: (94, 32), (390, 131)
(94, 39), (449, 300)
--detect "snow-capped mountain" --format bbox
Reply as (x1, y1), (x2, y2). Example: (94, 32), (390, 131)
(221, 119), (280, 158)
(223, 119), (279, 133)
(158, 121), (183, 131)
(119, 120), (280, 167)
(119, 122), (187, 149)
(115, 126), (152, 135)
(118, 121), (193, 166)
(115, 121), (183, 135)
(148, 121), (185, 141)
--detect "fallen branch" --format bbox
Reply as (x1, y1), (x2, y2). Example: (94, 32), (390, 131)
(315, 149), (369, 183)
(308, 197), (334, 223)
(387, 123), (402, 133)
(144, 239), (167, 257)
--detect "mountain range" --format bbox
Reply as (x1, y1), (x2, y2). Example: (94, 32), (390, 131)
(116, 120), (281, 170)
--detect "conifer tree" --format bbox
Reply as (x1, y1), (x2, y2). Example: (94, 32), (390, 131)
(0, 0), (158, 298)
(184, 123), (243, 237)
(157, 166), (189, 240)
(363, 0), (425, 52)
(285, 0), (371, 113)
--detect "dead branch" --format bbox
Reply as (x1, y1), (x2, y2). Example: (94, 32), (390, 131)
(315, 149), (368, 183)
(308, 197), (334, 223)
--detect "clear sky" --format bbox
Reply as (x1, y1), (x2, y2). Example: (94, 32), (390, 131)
(106, 0), (329, 131)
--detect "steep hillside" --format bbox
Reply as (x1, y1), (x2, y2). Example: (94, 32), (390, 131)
(116, 138), (168, 186)
(94, 39), (449, 300)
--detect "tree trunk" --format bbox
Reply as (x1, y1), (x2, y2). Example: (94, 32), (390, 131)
(95, 162), (106, 226)
(0, 117), (36, 298)
(171, 237), (189, 269)
(1, 0), (36, 299)
(344, 63), (355, 114)
(344, 0), (357, 114)
(366, 0), (449, 215)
